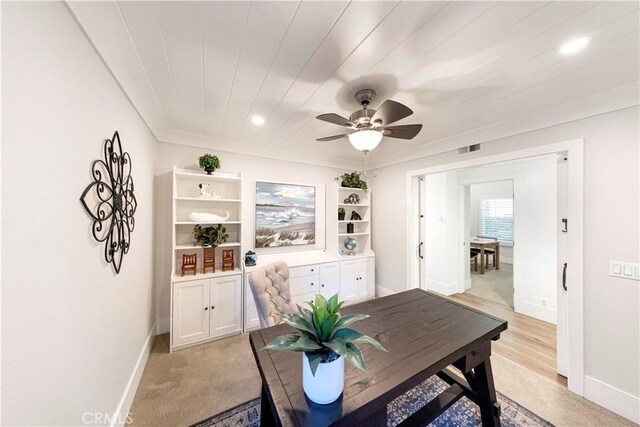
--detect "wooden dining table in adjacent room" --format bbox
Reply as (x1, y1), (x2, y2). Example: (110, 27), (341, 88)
(470, 238), (500, 274)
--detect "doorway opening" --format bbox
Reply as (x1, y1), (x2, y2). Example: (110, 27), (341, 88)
(410, 141), (582, 393)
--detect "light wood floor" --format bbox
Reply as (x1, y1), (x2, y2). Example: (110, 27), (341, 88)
(447, 292), (568, 387)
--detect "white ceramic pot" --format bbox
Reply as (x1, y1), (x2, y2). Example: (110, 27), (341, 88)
(302, 353), (344, 404)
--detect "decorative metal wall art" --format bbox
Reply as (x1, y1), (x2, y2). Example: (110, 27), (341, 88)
(80, 131), (137, 274)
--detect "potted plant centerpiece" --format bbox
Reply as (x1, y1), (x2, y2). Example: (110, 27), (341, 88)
(262, 294), (387, 404)
(338, 207), (346, 220)
(198, 153), (220, 175)
(336, 171), (368, 191)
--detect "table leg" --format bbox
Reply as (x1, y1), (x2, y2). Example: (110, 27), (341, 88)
(469, 360), (501, 427)
(480, 248), (485, 274)
(260, 383), (277, 427)
(496, 244), (500, 270)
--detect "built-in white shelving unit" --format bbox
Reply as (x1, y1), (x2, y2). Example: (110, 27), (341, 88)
(326, 183), (374, 259)
(169, 166), (243, 352)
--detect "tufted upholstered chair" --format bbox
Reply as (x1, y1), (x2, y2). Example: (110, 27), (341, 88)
(248, 261), (297, 327)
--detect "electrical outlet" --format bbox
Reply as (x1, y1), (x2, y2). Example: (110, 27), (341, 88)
(541, 298), (547, 307)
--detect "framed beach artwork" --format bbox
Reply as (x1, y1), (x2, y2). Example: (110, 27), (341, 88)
(255, 181), (316, 248)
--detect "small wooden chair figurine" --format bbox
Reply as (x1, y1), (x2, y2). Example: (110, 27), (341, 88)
(181, 253), (197, 276)
(203, 247), (215, 274)
(222, 249), (234, 272)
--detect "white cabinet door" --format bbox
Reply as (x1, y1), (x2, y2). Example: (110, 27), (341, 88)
(291, 292), (317, 307)
(210, 275), (242, 338)
(339, 260), (358, 301)
(245, 274), (261, 330)
(319, 262), (340, 298)
(173, 279), (210, 346)
(358, 257), (375, 298)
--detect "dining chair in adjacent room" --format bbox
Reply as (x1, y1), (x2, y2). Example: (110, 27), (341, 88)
(248, 261), (297, 328)
(477, 236), (498, 268)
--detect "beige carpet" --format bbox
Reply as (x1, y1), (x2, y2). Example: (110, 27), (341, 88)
(128, 331), (634, 427)
(128, 333), (260, 426)
(468, 262), (513, 307)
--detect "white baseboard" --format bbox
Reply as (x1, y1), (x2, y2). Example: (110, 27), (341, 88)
(427, 279), (458, 296)
(376, 285), (398, 297)
(111, 322), (156, 427)
(584, 375), (640, 424)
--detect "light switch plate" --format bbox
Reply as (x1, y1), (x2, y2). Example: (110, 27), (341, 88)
(609, 261), (640, 281)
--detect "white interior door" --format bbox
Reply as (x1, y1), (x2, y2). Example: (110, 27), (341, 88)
(557, 156), (569, 377)
(418, 177), (426, 289)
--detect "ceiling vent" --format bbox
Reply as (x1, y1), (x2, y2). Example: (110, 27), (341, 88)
(458, 143), (482, 155)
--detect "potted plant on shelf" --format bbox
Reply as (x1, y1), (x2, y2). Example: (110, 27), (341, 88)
(338, 207), (346, 220)
(192, 224), (229, 247)
(336, 171), (368, 191)
(198, 154), (221, 175)
(262, 294), (387, 405)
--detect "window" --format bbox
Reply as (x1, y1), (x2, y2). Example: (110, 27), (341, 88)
(480, 198), (513, 243)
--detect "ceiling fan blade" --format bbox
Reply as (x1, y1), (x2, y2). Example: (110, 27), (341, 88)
(371, 100), (413, 126)
(316, 134), (348, 142)
(382, 124), (423, 140)
(316, 113), (355, 127)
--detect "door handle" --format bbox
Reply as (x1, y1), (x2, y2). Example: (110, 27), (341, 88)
(418, 242), (424, 259)
(562, 263), (567, 291)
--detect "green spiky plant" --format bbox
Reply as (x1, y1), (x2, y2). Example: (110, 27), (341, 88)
(262, 294), (387, 376)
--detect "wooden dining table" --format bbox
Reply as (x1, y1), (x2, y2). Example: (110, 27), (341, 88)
(249, 289), (508, 427)
(470, 238), (500, 274)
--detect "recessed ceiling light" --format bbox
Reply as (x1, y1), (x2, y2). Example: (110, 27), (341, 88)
(559, 37), (590, 55)
(251, 115), (265, 126)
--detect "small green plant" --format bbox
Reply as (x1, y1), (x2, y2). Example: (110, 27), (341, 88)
(336, 172), (368, 191)
(262, 294), (387, 375)
(338, 207), (346, 214)
(198, 154), (220, 174)
(192, 224), (228, 247)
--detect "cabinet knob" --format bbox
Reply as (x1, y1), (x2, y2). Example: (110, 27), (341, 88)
(311, 269), (314, 272)
(311, 283), (314, 286)
(211, 306), (215, 310)
(204, 307), (208, 311)
(321, 284), (325, 287)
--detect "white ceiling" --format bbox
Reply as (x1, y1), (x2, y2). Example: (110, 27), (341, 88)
(68, 1), (640, 169)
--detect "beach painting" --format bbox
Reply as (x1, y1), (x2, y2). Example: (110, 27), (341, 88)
(255, 181), (316, 248)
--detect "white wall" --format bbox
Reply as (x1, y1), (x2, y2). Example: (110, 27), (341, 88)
(2, 3), (157, 426)
(469, 180), (514, 264)
(154, 143), (346, 333)
(371, 106), (639, 420)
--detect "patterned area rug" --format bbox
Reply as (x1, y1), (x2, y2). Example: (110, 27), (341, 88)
(193, 376), (553, 427)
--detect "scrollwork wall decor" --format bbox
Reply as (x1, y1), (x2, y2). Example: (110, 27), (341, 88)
(80, 131), (137, 274)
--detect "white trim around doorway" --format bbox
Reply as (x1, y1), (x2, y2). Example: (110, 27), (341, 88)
(405, 138), (584, 396)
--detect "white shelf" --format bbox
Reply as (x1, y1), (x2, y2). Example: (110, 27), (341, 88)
(339, 187), (367, 192)
(175, 242), (241, 250)
(338, 203), (369, 207)
(176, 197), (241, 203)
(172, 267), (242, 283)
(175, 170), (241, 182)
(176, 221), (242, 225)
(338, 232), (369, 237)
(338, 220), (369, 223)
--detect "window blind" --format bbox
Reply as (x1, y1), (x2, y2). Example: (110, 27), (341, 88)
(480, 198), (513, 243)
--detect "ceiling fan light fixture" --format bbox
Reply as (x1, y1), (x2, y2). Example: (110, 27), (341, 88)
(348, 129), (382, 152)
